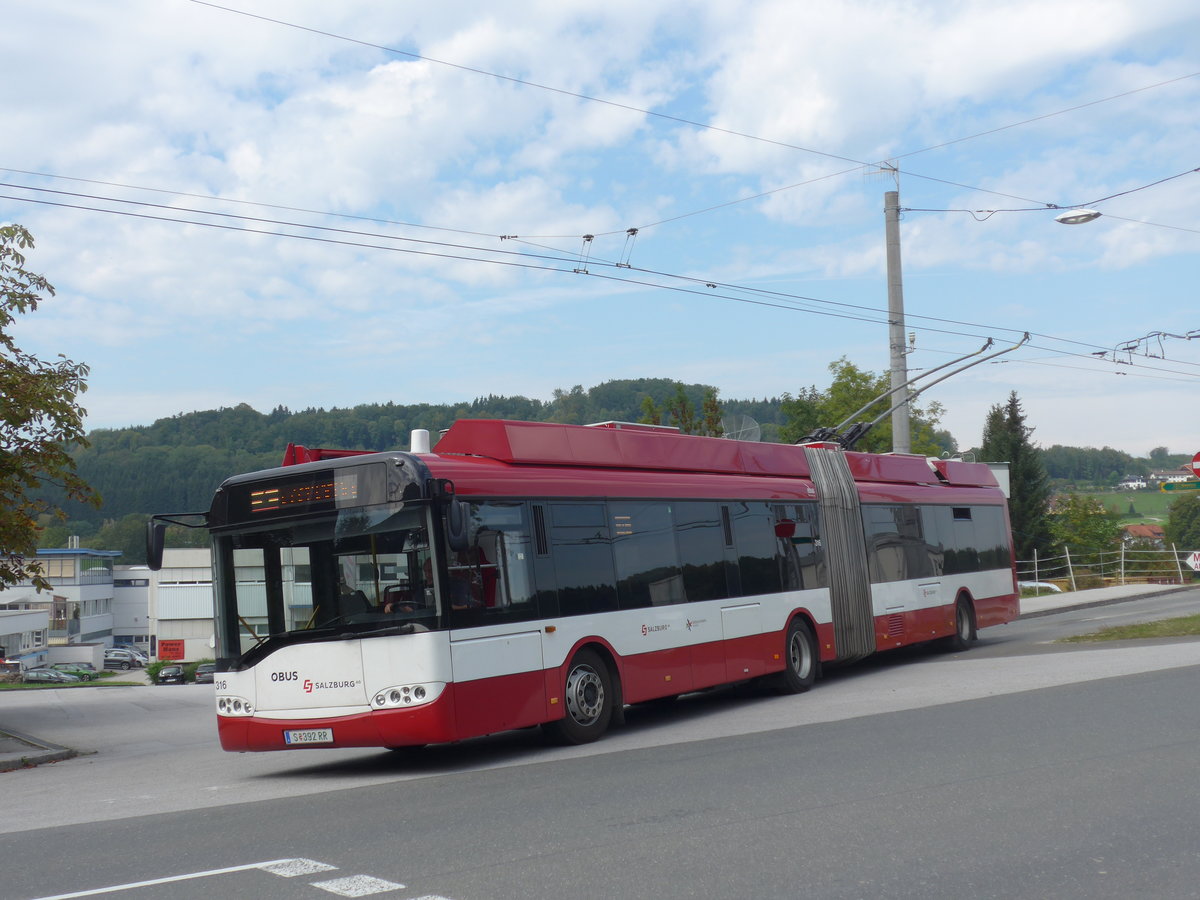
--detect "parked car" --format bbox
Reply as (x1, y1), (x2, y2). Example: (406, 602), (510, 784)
(50, 662), (98, 681)
(104, 649), (143, 670)
(194, 663), (217, 684)
(155, 665), (186, 685)
(1, 660), (23, 684)
(24, 668), (82, 684)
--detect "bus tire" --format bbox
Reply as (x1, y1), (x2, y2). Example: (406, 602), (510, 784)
(775, 619), (818, 694)
(544, 648), (613, 745)
(941, 596), (975, 652)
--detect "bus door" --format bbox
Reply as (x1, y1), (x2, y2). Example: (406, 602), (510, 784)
(862, 504), (942, 641)
(447, 508), (548, 737)
(721, 601), (765, 681)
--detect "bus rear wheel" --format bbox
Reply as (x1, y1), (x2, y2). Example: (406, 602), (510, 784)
(545, 648), (613, 745)
(774, 619), (818, 694)
(941, 597), (975, 652)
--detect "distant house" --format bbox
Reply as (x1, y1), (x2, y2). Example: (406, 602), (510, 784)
(1117, 476), (1148, 490)
(1149, 468), (1194, 485)
(1121, 524), (1166, 547)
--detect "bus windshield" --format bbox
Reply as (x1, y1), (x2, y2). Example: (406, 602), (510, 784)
(212, 504), (440, 662)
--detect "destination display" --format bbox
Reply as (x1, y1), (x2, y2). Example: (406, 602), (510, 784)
(226, 463), (388, 521)
(250, 476), (358, 513)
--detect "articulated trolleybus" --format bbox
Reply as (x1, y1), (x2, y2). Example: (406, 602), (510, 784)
(150, 419), (1017, 752)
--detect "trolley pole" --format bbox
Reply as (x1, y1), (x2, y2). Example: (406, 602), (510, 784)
(884, 189), (911, 454)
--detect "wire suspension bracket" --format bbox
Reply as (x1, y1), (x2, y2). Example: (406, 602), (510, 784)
(801, 333), (1031, 450)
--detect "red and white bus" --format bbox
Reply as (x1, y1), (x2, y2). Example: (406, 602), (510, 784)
(152, 419), (1017, 752)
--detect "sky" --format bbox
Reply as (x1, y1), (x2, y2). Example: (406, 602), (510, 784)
(2, 0), (1198, 458)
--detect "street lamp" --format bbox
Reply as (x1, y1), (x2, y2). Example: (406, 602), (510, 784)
(1054, 208), (1102, 225)
(883, 194), (1102, 454)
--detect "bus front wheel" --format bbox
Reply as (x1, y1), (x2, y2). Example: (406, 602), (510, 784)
(545, 648), (613, 745)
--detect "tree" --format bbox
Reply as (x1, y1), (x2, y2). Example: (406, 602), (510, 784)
(979, 392), (1051, 561)
(638, 395), (662, 427)
(778, 387), (823, 444)
(664, 383), (696, 434)
(1165, 495), (1200, 551)
(778, 358), (945, 454)
(699, 387), (724, 438)
(94, 514), (152, 564)
(0, 225), (99, 590)
(547, 384), (588, 424)
(1047, 494), (1121, 567)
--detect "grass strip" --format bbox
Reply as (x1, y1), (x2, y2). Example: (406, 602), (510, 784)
(1058, 613), (1200, 642)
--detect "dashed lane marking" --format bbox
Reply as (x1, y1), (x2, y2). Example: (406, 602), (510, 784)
(311, 874), (406, 896)
(260, 858), (339, 877)
(27, 857), (430, 900)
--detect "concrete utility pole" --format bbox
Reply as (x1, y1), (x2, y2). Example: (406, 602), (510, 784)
(884, 188), (911, 454)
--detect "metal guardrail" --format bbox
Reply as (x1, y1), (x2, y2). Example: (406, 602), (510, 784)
(1018, 544), (1197, 593)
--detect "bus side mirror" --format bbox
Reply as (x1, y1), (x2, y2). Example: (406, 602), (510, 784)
(145, 511), (207, 571)
(446, 498), (470, 552)
(147, 520), (168, 571)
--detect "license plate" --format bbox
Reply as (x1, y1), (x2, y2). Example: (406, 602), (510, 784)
(284, 728), (334, 745)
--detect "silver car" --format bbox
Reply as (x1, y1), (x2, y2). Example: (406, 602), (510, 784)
(103, 649), (143, 670)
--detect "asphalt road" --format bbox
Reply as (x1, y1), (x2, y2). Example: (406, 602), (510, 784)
(3, 590), (1200, 900)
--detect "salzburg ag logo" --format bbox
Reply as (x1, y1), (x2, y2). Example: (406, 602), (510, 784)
(303, 679), (360, 693)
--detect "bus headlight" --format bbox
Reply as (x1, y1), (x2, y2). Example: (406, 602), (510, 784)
(217, 695), (255, 717)
(371, 682), (444, 709)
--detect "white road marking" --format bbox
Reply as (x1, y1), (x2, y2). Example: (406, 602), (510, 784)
(260, 858), (338, 877)
(310, 874), (406, 896)
(27, 858), (303, 900)
(26, 855), (436, 900)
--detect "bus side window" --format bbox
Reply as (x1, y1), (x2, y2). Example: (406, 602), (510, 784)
(475, 530), (502, 607)
(547, 502), (617, 616)
(456, 503), (539, 619)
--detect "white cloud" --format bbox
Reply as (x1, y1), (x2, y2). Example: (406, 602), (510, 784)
(2, 0), (1197, 452)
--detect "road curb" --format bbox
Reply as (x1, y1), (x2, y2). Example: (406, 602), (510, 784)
(0, 728), (88, 773)
(1019, 585), (1195, 620)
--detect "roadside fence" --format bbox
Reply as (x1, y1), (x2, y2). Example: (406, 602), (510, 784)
(1018, 545), (1198, 594)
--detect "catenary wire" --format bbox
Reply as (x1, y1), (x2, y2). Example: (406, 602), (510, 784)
(6, 186), (1199, 381)
(0, 183), (1140, 363)
(8, 170), (1194, 369)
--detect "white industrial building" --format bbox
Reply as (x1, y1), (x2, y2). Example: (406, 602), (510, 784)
(0, 547), (121, 670)
(145, 548), (217, 662)
(2, 547), (230, 666)
(0, 608), (51, 670)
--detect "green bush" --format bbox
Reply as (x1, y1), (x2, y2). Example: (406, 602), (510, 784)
(182, 658), (213, 682)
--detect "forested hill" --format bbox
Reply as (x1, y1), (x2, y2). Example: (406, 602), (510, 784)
(60, 379), (787, 524)
(1040, 444), (1183, 485)
(51, 376), (1182, 533)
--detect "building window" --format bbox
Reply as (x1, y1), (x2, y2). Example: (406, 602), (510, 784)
(40, 558), (76, 579)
